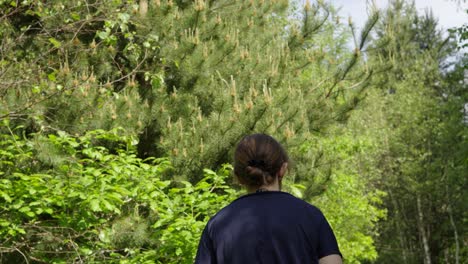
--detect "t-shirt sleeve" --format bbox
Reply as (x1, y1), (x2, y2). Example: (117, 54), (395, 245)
(194, 223), (217, 264)
(317, 212), (342, 259)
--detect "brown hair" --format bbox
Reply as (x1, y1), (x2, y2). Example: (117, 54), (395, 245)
(234, 134), (289, 189)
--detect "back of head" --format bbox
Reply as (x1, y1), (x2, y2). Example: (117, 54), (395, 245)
(234, 134), (289, 189)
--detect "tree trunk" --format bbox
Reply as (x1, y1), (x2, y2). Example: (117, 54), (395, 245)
(446, 178), (460, 264)
(416, 195), (431, 264)
(139, 0), (148, 16)
(388, 189), (408, 263)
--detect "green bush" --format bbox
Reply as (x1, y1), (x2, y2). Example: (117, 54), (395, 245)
(0, 127), (238, 263)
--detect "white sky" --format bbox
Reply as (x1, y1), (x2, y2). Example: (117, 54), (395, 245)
(330, 0), (467, 32)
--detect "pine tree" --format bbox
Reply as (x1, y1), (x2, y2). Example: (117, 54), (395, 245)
(0, 0), (378, 183)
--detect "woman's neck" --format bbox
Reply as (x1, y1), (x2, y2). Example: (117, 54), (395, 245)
(247, 179), (281, 193)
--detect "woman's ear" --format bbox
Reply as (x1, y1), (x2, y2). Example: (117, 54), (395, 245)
(278, 162), (288, 179)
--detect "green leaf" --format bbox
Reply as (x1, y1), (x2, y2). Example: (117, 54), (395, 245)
(32, 86), (41, 94)
(48, 71), (57, 82)
(70, 12), (81, 21)
(0, 220), (10, 227)
(48, 37), (62, 48)
(118, 13), (130, 23)
(290, 185), (303, 198)
(101, 199), (115, 212)
(19, 206), (31, 213)
(25, 211), (35, 217)
(97, 31), (109, 40)
(89, 199), (102, 212)
(0, 191), (12, 203)
(80, 247), (93, 255)
(98, 229), (111, 243)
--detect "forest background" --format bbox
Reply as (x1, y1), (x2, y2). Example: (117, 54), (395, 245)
(0, 0), (466, 263)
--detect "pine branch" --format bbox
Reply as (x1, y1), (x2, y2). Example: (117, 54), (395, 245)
(359, 10), (380, 50)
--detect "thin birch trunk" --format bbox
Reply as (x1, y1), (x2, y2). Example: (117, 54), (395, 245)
(446, 178), (460, 264)
(139, 0), (148, 16)
(416, 195), (431, 264)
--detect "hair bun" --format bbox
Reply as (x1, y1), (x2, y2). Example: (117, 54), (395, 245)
(245, 165), (271, 187)
(234, 134), (289, 189)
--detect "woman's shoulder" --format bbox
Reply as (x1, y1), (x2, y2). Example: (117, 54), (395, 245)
(209, 191), (324, 224)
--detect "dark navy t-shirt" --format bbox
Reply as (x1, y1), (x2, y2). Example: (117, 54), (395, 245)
(195, 191), (341, 264)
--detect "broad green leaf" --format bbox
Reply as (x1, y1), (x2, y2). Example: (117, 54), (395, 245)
(89, 199), (101, 212)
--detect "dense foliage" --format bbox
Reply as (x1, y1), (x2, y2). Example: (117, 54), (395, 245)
(0, 127), (239, 263)
(359, 1), (467, 262)
(0, 0), (466, 263)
